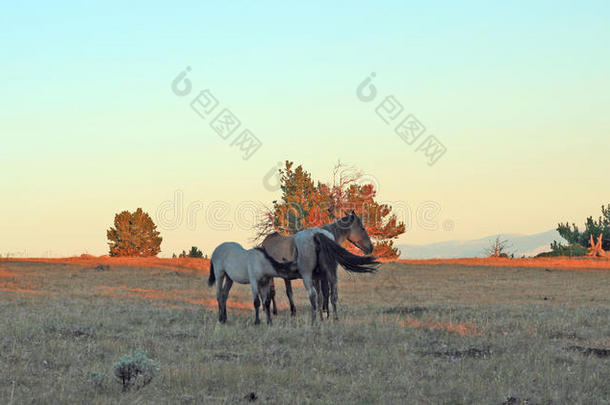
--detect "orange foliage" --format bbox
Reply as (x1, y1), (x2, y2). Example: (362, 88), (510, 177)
(107, 208), (162, 257)
(266, 161), (405, 259)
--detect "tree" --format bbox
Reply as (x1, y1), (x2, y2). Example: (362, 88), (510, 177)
(256, 161), (406, 259)
(107, 208), (162, 257)
(187, 246), (204, 258)
(484, 235), (513, 257)
(553, 204), (610, 254)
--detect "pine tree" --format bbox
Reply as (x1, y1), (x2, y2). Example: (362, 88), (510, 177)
(107, 208), (162, 257)
(555, 204), (610, 251)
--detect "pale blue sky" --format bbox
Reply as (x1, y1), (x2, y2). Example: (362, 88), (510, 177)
(1, 1), (609, 257)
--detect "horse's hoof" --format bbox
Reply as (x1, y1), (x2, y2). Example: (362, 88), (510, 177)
(272, 310), (278, 315)
(254, 319), (261, 325)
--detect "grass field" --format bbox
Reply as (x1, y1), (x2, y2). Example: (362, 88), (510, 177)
(0, 259), (608, 404)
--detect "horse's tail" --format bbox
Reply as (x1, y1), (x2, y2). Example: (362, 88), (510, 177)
(208, 261), (216, 287)
(314, 233), (379, 273)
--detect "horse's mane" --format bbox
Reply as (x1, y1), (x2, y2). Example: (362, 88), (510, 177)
(257, 231), (282, 248)
(254, 247), (297, 275)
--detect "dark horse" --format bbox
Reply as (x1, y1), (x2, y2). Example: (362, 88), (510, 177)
(313, 210), (377, 320)
(262, 211), (378, 323)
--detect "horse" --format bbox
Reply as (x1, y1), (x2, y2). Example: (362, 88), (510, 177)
(260, 232), (299, 316)
(315, 210), (376, 319)
(207, 241), (298, 325)
(295, 211), (378, 323)
(263, 211), (379, 323)
(261, 230), (335, 318)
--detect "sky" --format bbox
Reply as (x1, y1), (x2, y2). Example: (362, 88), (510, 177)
(1, 1), (609, 257)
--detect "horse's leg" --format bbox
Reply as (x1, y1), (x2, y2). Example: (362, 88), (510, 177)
(284, 279), (296, 316)
(295, 238), (318, 324)
(301, 273), (317, 325)
(321, 276), (330, 319)
(216, 272), (226, 323)
(250, 283), (261, 325)
(270, 279), (277, 315)
(314, 275), (324, 321)
(318, 252), (336, 320)
(259, 279), (273, 325)
(315, 268), (330, 319)
(329, 264), (339, 321)
(222, 277), (233, 323)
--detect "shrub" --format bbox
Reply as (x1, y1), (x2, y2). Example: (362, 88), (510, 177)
(107, 208), (162, 257)
(555, 204), (610, 251)
(187, 246), (203, 258)
(89, 371), (106, 389)
(113, 350), (160, 392)
(537, 242), (587, 257)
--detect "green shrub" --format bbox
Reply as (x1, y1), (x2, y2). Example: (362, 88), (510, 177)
(188, 246), (203, 258)
(537, 243), (587, 257)
(89, 371), (106, 389)
(555, 204), (610, 251)
(113, 350), (160, 392)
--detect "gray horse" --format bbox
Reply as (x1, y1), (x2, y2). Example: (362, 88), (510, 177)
(208, 242), (297, 325)
(263, 211), (379, 323)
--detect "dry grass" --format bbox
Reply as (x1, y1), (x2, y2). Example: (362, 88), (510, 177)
(0, 255), (210, 273)
(0, 259), (608, 404)
(397, 256), (610, 270)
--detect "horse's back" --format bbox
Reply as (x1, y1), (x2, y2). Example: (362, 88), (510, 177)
(261, 232), (297, 263)
(211, 242), (251, 283)
(295, 228), (334, 246)
(211, 241), (245, 261)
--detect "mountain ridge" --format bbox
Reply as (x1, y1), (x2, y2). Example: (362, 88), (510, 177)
(397, 229), (566, 259)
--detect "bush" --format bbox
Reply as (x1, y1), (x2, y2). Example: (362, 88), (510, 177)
(188, 246), (203, 258)
(555, 204), (610, 251)
(537, 243), (587, 257)
(107, 208), (163, 257)
(89, 371), (106, 389)
(113, 350), (160, 392)
(176, 247), (204, 258)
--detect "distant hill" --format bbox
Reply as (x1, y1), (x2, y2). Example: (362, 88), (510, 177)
(397, 230), (566, 259)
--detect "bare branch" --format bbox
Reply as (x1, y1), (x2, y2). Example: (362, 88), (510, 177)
(483, 235), (514, 257)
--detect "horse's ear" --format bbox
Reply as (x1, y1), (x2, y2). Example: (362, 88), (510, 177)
(344, 210), (355, 217)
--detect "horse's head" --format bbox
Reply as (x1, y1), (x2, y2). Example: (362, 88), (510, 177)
(340, 210), (374, 255)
